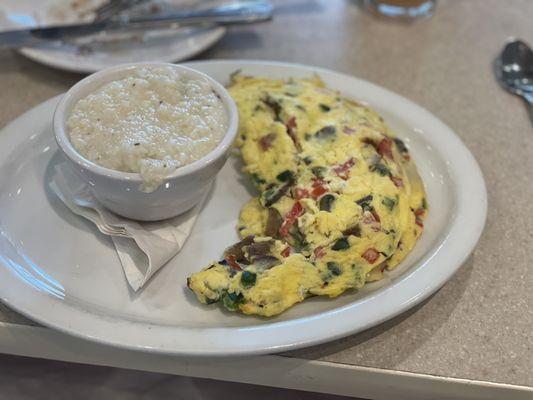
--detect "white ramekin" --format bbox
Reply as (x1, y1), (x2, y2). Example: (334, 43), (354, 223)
(53, 62), (238, 221)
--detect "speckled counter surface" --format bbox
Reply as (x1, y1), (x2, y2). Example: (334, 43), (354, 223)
(0, 0), (532, 391)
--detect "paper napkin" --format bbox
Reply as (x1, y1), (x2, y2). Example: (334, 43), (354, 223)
(50, 163), (206, 291)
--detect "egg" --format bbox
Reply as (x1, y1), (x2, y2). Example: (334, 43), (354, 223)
(187, 74), (427, 317)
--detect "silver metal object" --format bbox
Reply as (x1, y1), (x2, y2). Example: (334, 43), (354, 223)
(0, 1), (273, 49)
(94, 0), (151, 21)
(364, 0), (435, 20)
(495, 39), (533, 123)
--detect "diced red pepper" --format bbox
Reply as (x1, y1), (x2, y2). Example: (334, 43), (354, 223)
(371, 209), (381, 223)
(344, 158), (356, 171)
(336, 171), (349, 180)
(333, 158), (356, 180)
(225, 254), (242, 270)
(287, 116), (297, 130)
(415, 209), (424, 228)
(281, 246), (291, 257)
(314, 246), (326, 259)
(279, 201), (304, 237)
(259, 133), (276, 151)
(362, 211), (381, 232)
(311, 185), (328, 199)
(294, 187), (310, 200)
(377, 138), (393, 159)
(362, 210), (380, 225)
(311, 178), (325, 188)
(310, 178), (328, 199)
(287, 201), (304, 218)
(390, 176), (403, 188)
(414, 208), (425, 217)
(362, 248), (380, 264)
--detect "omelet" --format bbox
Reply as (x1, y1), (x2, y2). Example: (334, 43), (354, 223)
(187, 74), (427, 317)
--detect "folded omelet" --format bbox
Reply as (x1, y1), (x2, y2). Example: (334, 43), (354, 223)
(187, 74), (427, 317)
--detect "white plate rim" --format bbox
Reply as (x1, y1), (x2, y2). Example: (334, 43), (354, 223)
(18, 28), (226, 74)
(0, 60), (487, 356)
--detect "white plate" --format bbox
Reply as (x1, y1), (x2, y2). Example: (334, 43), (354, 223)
(0, 60), (487, 356)
(0, 0), (225, 73)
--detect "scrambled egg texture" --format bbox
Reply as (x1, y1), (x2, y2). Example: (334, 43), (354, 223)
(187, 74), (427, 317)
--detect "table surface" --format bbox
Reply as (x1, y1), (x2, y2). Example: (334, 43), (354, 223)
(1, 0), (532, 391)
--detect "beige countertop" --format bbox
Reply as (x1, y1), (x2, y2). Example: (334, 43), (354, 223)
(1, 0), (532, 389)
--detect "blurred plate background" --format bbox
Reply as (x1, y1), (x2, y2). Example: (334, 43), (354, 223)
(0, 0), (226, 73)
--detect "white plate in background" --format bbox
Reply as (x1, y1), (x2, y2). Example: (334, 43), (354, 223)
(0, 60), (487, 355)
(0, 0), (225, 73)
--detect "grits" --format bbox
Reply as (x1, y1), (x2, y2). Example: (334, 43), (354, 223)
(67, 66), (228, 192)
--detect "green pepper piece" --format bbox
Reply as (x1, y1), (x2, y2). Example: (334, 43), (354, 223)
(332, 237), (350, 251)
(276, 170), (294, 183)
(394, 137), (409, 153)
(356, 195), (373, 211)
(372, 163), (390, 176)
(315, 125), (336, 140)
(382, 196), (396, 211)
(250, 173), (266, 185)
(311, 166), (327, 179)
(319, 194), (335, 212)
(222, 292), (244, 311)
(240, 271), (257, 287)
(327, 262), (342, 276)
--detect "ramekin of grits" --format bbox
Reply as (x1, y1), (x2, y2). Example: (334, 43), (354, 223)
(53, 63), (238, 221)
